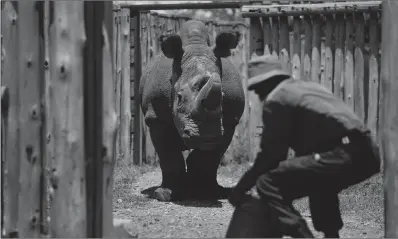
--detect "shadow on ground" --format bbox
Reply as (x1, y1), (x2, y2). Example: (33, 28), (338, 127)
(141, 186), (223, 208)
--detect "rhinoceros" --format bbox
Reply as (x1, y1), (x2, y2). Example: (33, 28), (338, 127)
(139, 20), (245, 202)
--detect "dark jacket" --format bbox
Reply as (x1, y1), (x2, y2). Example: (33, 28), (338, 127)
(234, 78), (370, 195)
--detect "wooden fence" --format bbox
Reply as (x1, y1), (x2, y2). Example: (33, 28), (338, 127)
(241, 1), (383, 160)
(1, 1), (124, 237)
(113, 8), (250, 165)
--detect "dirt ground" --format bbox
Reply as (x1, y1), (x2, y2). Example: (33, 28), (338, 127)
(113, 163), (384, 238)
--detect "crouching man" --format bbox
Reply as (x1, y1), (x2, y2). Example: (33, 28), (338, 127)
(226, 55), (381, 238)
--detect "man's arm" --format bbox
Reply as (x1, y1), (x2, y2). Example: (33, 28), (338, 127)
(231, 101), (291, 199)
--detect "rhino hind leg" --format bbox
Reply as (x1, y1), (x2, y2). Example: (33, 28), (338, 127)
(147, 123), (187, 202)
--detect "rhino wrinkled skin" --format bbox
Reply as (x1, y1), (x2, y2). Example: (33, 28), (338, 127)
(139, 20), (245, 202)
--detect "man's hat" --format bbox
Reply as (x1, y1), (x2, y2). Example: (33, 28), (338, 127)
(247, 55), (291, 91)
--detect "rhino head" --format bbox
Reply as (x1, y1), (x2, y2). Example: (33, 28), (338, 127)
(160, 20), (240, 150)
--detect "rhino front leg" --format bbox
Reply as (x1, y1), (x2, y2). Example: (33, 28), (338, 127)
(185, 148), (232, 200)
(147, 123), (187, 201)
(185, 127), (235, 200)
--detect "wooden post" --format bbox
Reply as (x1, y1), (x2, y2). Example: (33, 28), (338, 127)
(101, 2), (118, 237)
(302, 15), (312, 82)
(344, 14), (354, 109)
(291, 16), (301, 80)
(354, 13), (366, 122)
(380, 1), (398, 237)
(367, 12), (380, 138)
(311, 15), (321, 82)
(42, 0), (52, 235)
(49, 1), (87, 237)
(262, 16), (271, 56)
(248, 17), (264, 162)
(114, 6), (122, 164)
(323, 15), (334, 91)
(270, 17), (279, 58)
(333, 14), (345, 99)
(16, 2), (44, 237)
(279, 16), (290, 73)
(120, 8), (131, 165)
(1, 86), (10, 235)
(84, 2), (108, 237)
(1, 2), (21, 237)
(133, 10), (143, 165)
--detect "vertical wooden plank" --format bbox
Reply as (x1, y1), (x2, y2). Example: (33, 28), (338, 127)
(323, 15), (334, 91)
(167, 16), (174, 34)
(84, 2), (106, 237)
(1, 2), (21, 237)
(354, 13), (366, 122)
(279, 16), (290, 72)
(367, 12), (380, 138)
(150, 12), (158, 57)
(101, 3), (117, 236)
(114, 9), (122, 163)
(302, 15), (312, 81)
(140, 12), (148, 72)
(344, 14), (355, 109)
(271, 16), (279, 58)
(42, 1), (51, 236)
(156, 15), (163, 56)
(311, 15), (321, 82)
(120, 8), (131, 165)
(319, 15), (327, 86)
(207, 21), (215, 46)
(380, 1), (398, 237)
(50, 1), (87, 237)
(248, 17), (264, 162)
(146, 12), (153, 61)
(291, 16), (301, 80)
(262, 16), (272, 56)
(133, 11), (143, 166)
(1, 86), (10, 235)
(333, 14), (345, 99)
(250, 17), (263, 56)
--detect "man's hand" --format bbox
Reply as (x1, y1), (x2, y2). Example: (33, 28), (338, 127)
(228, 189), (252, 207)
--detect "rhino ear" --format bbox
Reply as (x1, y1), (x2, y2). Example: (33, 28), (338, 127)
(213, 31), (241, 58)
(160, 34), (184, 59)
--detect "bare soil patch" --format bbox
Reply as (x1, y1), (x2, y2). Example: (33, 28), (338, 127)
(113, 163), (384, 238)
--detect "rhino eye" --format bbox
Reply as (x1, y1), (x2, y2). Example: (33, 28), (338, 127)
(177, 93), (183, 104)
